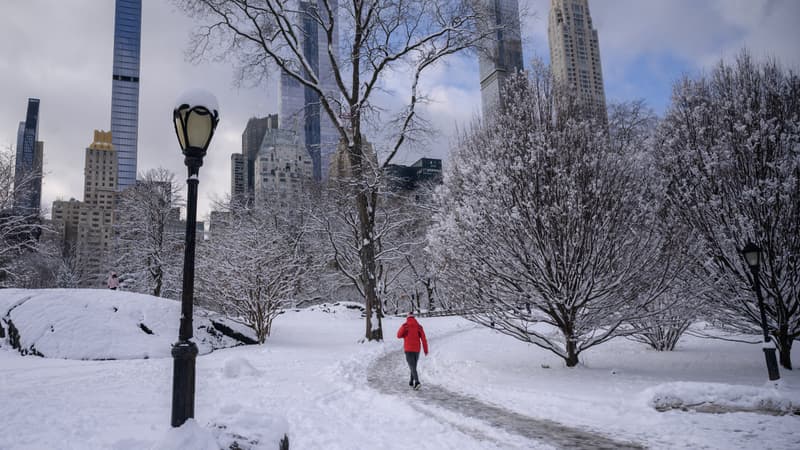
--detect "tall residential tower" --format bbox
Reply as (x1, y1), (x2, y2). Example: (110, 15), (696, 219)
(110, 0), (142, 191)
(52, 131), (118, 287)
(548, 0), (606, 115)
(478, 0), (524, 117)
(13, 98), (43, 215)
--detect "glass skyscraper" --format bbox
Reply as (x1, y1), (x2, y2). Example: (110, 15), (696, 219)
(478, 0), (524, 118)
(14, 98), (43, 214)
(110, 0), (142, 191)
(279, 0), (339, 182)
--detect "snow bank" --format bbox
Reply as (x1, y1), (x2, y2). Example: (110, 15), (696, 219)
(149, 420), (219, 450)
(643, 381), (799, 415)
(0, 289), (255, 360)
(301, 301), (365, 317)
(222, 356), (263, 378)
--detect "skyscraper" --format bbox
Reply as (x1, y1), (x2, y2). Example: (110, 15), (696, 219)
(52, 130), (118, 287)
(110, 0), (142, 191)
(242, 115), (279, 196)
(253, 127), (313, 206)
(478, 0), (524, 117)
(279, 0), (339, 182)
(548, 0), (606, 116)
(230, 153), (245, 200)
(14, 98), (43, 215)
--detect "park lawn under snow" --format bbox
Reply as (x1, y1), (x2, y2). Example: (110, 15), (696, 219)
(1, 289), (798, 449)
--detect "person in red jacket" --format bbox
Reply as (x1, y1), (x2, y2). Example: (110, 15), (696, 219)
(397, 312), (428, 390)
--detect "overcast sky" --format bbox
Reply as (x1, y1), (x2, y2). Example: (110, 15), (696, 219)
(1, 0), (798, 221)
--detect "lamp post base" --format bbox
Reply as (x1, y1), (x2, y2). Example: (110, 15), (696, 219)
(763, 347), (781, 381)
(171, 340), (199, 427)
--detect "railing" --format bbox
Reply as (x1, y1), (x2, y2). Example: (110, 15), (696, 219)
(413, 307), (493, 318)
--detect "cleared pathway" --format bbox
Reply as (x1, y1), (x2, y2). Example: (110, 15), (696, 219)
(367, 347), (645, 450)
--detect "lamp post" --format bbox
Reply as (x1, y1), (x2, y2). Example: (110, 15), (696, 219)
(171, 89), (219, 427)
(741, 241), (780, 381)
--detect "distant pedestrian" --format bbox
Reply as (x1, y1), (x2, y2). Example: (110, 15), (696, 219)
(107, 272), (120, 290)
(397, 312), (428, 390)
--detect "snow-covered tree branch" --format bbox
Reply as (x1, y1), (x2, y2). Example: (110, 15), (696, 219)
(0, 145), (47, 286)
(430, 68), (679, 367)
(196, 195), (315, 343)
(114, 169), (185, 298)
(176, 0), (491, 341)
(654, 51), (800, 369)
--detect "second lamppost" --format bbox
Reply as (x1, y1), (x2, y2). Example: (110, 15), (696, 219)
(171, 89), (220, 427)
(741, 241), (780, 381)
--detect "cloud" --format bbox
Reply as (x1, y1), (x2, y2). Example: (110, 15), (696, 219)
(1, 0), (798, 221)
(520, 0), (799, 113)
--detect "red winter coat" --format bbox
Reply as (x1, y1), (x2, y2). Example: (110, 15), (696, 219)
(397, 316), (428, 354)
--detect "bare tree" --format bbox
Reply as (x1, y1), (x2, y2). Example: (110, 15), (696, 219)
(655, 51), (800, 369)
(606, 100), (701, 352)
(626, 289), (697, 351)
(389, 181), (442, 314)
(176, 0), (490, 340)
(197, 195), (313, 343)
(54, 242), (83, 288)
(315, 174), (421, 324)
(430, 69), (680, 367)
(114, 168), (185, 298)
(0, 146), (45, 285)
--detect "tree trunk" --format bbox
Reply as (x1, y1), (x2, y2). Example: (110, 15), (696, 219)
(426, 283), (435, 311)
(565, 336), (579, 367)
(565, 353), (579, 367)
(357, 190), (383, 341)
(154, 271), (162, 298)
(776, 330), (793, 370)
(348, 103), (383, 342)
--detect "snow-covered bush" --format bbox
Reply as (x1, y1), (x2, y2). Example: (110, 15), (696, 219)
(196, 196), (314, 343)
(430, 64), (681, 367)
(113, 168), (184, 299)
(0, 146), (48, 287)
(655, 51), (800, 369)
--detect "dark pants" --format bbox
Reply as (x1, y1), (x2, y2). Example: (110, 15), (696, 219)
(405, 351), (420, 384)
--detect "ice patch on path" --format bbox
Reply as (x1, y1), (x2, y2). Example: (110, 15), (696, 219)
(149, 420), (219, 450)
(643, 381), (799, 415)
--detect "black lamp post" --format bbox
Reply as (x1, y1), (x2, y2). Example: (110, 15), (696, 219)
(741, 241), (780, 381)
(171, 89), (219, 427)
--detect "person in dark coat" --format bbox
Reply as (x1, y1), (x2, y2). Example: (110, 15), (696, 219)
(397, 312), (428, 390)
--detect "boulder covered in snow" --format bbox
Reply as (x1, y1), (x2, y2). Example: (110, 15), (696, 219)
(0, 289), (256, 360)
(644, 381), (799, 416)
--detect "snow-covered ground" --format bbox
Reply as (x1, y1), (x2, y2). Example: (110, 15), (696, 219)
(1, 289), (798, 449)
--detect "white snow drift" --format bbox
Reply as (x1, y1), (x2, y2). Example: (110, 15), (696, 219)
(0, 289), (254, 360)
(0, 289), (798, 449)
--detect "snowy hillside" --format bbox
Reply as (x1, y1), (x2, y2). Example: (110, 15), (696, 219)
(0, 289), (255, 359)
(0, 289), (798, 449)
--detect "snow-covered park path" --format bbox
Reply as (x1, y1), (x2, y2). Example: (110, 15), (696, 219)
(367, 332), (645, 450)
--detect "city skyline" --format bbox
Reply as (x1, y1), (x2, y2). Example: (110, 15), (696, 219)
(1, 0), (798, 221)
